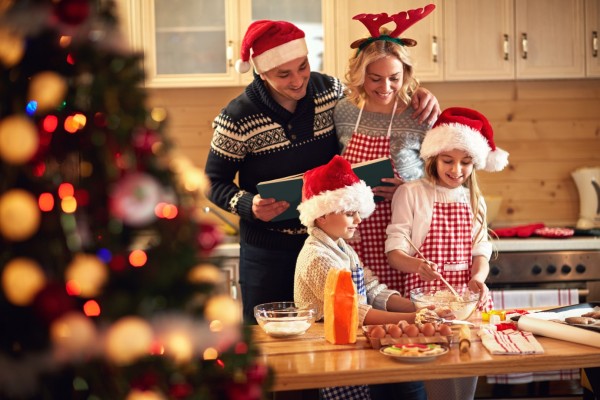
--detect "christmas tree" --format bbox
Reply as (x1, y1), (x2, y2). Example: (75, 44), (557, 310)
(0, 0), (269, 398)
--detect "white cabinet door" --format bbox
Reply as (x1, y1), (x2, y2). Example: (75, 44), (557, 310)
(444, 0), (514, 81)
(334, 0), (443, 82)
(515, 0), (585, 79)
(585, 0), (600, 77)
(138, 0), (241, 87)
(124, 0), (334, 88)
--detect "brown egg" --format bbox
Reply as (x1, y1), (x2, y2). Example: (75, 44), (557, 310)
(398, 320), (410, 330)
(438, 324), (453, 336)
(387, 324), (402, 338)
(404, 324), (420, 337)
(369, 325), (386, 338)
(420, 322), (435, 337)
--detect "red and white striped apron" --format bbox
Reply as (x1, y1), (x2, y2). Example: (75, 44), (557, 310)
(342, 101), (402, 291)
(404, 186), (493, 311)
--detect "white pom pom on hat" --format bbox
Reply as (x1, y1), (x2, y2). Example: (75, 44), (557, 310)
(235, 20), (308, 74)
(297, 155), (375, 227)
(420, 107), (509, 172)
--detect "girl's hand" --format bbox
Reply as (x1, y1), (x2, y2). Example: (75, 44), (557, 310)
(469, 279), (490, 308)
(417, 260), (442, 282)
(372, 177), (404, 201)
(252, 194), (289, 222)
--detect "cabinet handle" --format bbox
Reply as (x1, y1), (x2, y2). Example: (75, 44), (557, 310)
(521, 33), (528, 60)
(227, 40), (234, 67)
(503, 34), (509, 61)
(432, 35), (438, 63)
(593, 31), (598, 58)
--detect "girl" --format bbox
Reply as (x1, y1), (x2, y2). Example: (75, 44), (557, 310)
(385, 107), (509, 400)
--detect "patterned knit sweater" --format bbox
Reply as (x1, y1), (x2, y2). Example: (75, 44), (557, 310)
(334, 97), (431, 181)
(294, 227), (399, 326)
(205, 72), (345, 251)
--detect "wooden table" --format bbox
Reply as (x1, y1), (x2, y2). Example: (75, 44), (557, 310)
(252, 323), (600, 392)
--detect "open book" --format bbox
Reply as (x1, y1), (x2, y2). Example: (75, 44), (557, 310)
(257, 157), (395, 222)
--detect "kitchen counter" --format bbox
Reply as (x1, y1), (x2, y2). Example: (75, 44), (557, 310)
(253, 323), (600, 392)
(492, 237), (600, 252)
(214, 237), (600, 257)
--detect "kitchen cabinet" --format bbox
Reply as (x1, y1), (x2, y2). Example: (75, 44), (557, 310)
(120, 0), (337, 88)
(333, 0), (443, 82)
(586, 0), (600, 77)
(444, 0), (585, 81)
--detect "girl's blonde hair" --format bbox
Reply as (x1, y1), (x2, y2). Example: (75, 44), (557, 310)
(424, 156), (490, 244)
(344, 28), (420, 107)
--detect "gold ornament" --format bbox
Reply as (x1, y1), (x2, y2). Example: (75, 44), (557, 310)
(65, 253), (108, 298)
(1, 257), (46, 306)
(188, 263), (222, 285)
(0, 26), (24, 67)
(125, 390), (167, 400)
(28, 71), (67, 112)
(105, 316), (154, 366)
(0, 115), (39, 165)
(0, 189), (41, 241)
(204, 294), (242, 326)
(50, 312), (98, 361)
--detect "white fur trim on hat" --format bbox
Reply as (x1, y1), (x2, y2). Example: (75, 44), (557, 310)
(420, 123), (493, 170)
(251, 38), (308, 73)
(297, 181), (375, 227)
(484, 147), (509, 172)
(235, 59), (251, 73)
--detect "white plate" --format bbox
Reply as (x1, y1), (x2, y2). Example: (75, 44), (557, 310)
(379, 345), (449, 363)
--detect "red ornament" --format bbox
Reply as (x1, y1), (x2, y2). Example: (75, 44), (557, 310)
(53, 0), (91, 25)
(132, 128), (160, 154)
(32, 282), (77, 324)
(196, 222), (224, 255)
(246, 363), (269, 383)
(168, 383), (193, 399)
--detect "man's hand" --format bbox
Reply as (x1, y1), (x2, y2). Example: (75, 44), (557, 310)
(411, 87), (441, 125)
(252, 194), (289, 222)
(372, 177), (404, 201)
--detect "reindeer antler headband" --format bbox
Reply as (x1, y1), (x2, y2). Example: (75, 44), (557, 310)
(351, 4), (435, 54)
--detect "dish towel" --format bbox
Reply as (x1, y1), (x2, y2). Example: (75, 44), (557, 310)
(491, 288), (579, 309)
(487, 289), (580, 384)
(479, 328), (544, 355)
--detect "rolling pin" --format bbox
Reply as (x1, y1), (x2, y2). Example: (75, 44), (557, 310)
(459, 325), (471, 353)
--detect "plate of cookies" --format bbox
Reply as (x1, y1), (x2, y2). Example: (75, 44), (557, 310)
(380, 343), (449, 363)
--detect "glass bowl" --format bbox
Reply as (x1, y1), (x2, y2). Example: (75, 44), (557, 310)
(409, 287), (479, 320)
(254, 302), (317, 338)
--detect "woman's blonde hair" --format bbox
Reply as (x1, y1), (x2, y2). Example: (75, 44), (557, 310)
(344, 28), (419, 107)
(424, 156), (490, 243)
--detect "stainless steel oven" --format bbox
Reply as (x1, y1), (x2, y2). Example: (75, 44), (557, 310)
(475, 236), (600, 399)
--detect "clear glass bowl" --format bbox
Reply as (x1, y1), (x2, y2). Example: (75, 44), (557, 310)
(409, 287), (479, 320)
(254, 302), (317, 338)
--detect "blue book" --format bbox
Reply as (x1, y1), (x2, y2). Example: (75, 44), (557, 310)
(256, 157), (394, 222)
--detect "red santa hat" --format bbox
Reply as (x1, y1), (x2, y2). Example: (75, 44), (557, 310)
(235, 20), (308, 74)
(297, 155), (375, 227)
(420, 107), (509, 172)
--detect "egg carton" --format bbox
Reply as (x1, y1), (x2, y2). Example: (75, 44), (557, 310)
(362, 325), (455, 350)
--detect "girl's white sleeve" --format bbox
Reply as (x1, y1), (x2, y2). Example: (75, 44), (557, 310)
(385, 184), (415, 254)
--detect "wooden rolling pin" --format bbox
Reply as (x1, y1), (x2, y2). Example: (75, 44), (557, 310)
(459, 325), (471, 353)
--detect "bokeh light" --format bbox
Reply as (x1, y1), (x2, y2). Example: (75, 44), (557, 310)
(129, 250), (147, 267)
(38, 192), (55, 212)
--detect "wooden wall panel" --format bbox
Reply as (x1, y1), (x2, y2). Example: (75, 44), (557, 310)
(147, 79), (600, 228)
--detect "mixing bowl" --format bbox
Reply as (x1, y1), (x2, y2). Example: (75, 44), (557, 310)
(410, 287), (479, 320)
(254, 302), (317, 337)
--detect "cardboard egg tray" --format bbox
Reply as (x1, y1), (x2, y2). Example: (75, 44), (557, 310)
(362, 325), (455, 349)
